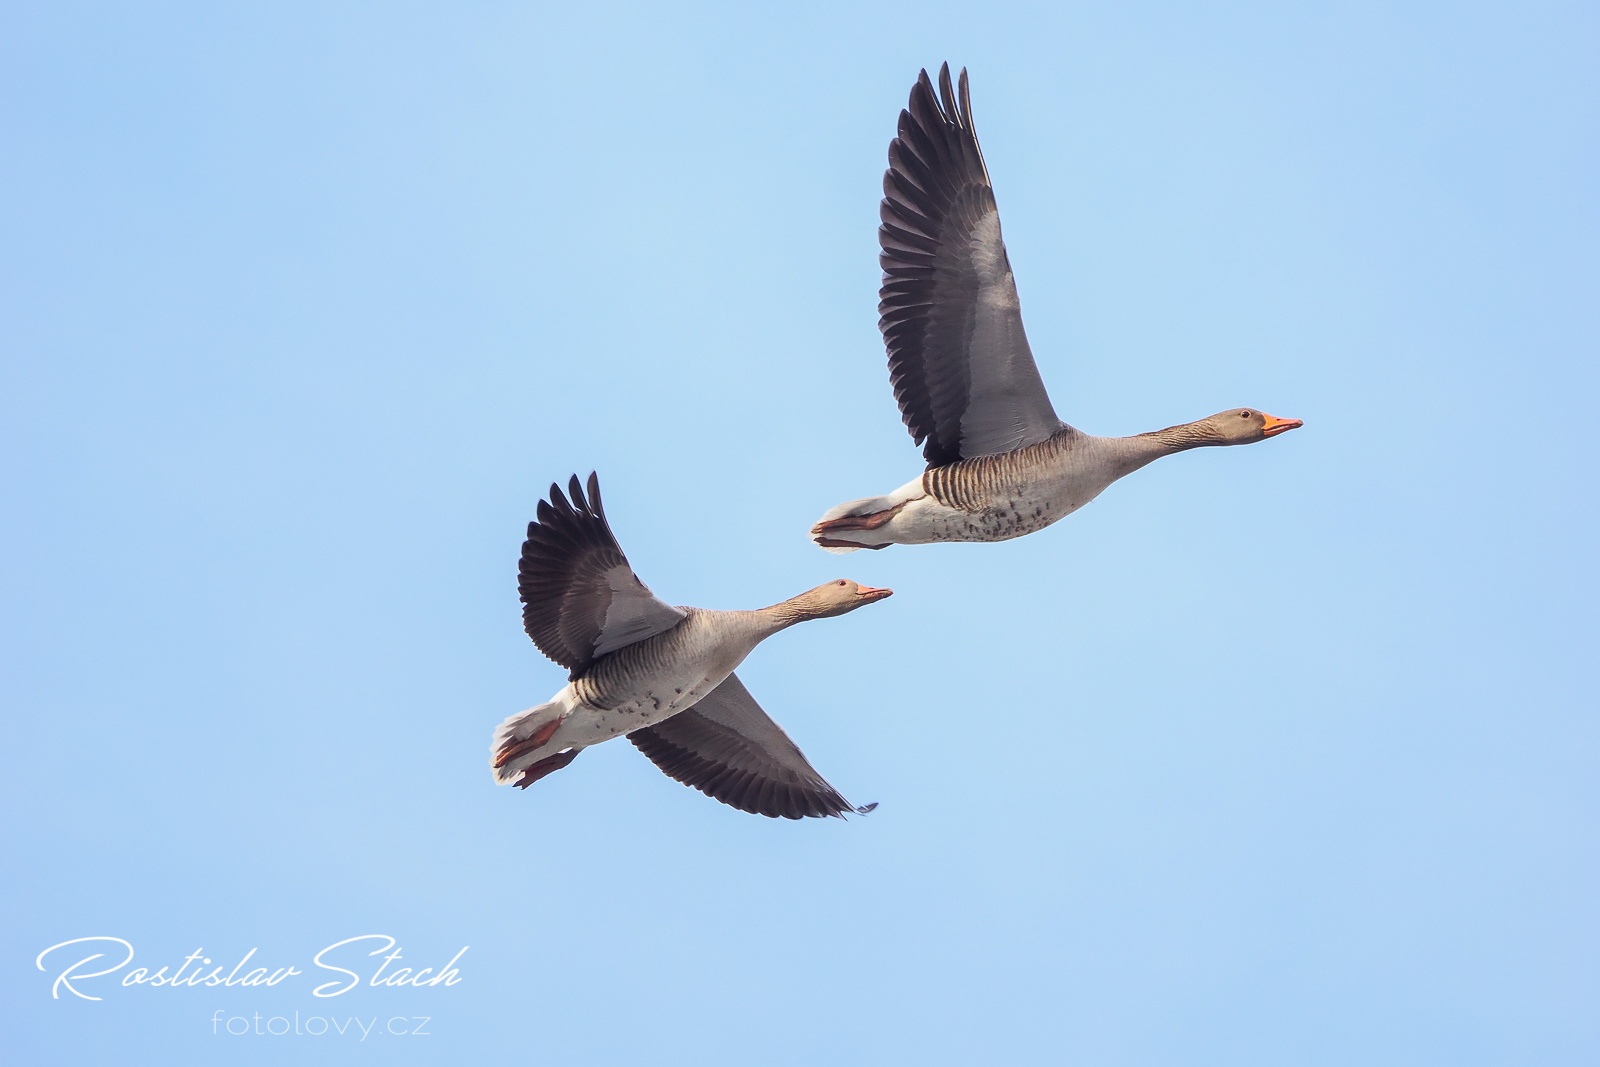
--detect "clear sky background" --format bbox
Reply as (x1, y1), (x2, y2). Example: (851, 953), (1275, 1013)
(2, 2), (1596, 1064)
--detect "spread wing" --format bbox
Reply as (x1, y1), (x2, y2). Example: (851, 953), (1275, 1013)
(518, 473), (686, 678)
(879, 63), (1064, 469)
(629, 673), (874, 820)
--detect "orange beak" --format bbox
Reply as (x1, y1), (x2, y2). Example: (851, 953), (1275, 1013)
(1260, 413), (1303, 438)
(855, 585), (894, 603)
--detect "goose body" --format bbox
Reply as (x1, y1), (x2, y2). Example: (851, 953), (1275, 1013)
(494, 473), (891, 819)
(818, 428), (1121, 547)
(520, 608), (781, 752)
(812, 66), (1301, 553)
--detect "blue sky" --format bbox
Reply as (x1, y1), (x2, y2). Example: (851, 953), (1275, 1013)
(2, 1), (1596, 1063)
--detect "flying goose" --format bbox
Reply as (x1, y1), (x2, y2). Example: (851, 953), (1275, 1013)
(812, 65), (1302, 552)
(493, 474), (890, 819)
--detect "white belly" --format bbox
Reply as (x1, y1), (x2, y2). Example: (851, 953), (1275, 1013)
(548, 650), (745, 752)
(568, 676), (720, 744)
(883, 470), (1111, 545)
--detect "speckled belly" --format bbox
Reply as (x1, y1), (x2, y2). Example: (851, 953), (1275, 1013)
(930, 496), (1071, 541)
(903, 450), (1110, 544)
(565, 669), (720, 745)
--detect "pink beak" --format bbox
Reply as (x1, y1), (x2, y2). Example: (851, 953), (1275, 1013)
(1260, 413), (1304, 438)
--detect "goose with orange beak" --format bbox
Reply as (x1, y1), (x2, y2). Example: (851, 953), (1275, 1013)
(494, 473), (889, 819)
(812, 65), (1302, 552)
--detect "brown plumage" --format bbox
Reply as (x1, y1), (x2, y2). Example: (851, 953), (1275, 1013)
(495, 474), (893, 819)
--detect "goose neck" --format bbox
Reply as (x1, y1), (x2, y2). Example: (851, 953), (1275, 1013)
(756, 599), (814, 631)
(1104, 421), (1219, 476)
(1141, 420), (1223, 452)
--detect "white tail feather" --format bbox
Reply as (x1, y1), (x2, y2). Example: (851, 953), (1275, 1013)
(810, 494), (896, 552)
(815, 495), (892, 525)
(490, 699), (566, 785)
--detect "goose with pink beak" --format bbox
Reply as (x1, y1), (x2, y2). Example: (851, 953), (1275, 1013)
(494, 473), (889, 819)
(813, 65), (1302, 553)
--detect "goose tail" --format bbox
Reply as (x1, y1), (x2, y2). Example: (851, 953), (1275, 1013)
(490, 698), (573, 786)
(809, 493), (910, 553)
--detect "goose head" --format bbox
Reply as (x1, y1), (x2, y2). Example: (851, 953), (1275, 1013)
(1206, 408), (1303, 445)
(788, 579), (894, 620)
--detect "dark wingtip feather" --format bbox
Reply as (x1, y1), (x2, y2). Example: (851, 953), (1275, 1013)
(878, 63), (1010, 468)
(519, 469), (638, 672)
(629, 721), (859, 822)
(937, 63), (956, 122)
(548, 480), (577, 518)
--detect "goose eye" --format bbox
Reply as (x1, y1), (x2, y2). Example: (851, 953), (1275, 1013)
(1240, 411), (1251, 418)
